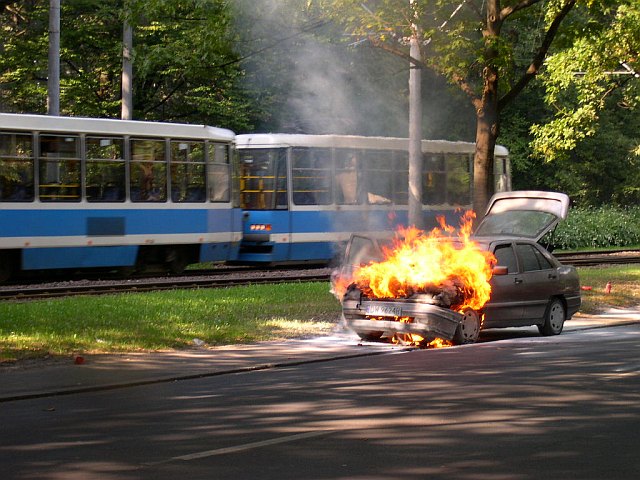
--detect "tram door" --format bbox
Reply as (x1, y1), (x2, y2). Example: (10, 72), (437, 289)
(289, 147), (333, 262)
(239, 148), (290, 263)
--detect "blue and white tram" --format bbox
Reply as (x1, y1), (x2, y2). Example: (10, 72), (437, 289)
(0, 113), (241, 281)
(236, 134), (511, 265)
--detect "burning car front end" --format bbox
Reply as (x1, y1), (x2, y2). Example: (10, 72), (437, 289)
(342, 286), (465, 342)
(334, 191), (580, 347)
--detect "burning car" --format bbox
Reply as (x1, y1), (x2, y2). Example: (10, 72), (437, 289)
(333, 191), (581, 346)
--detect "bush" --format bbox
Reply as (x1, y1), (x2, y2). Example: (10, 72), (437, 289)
(549, 206), (640, 250)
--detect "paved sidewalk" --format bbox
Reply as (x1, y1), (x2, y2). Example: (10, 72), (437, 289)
(2, 308), (639, 403)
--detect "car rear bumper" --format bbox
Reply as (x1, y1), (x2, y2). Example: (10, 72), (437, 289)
(565, 293), (582, 319)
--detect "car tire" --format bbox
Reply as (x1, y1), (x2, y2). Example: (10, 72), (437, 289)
(452, 309), (481, 345)
(538, 297), (566, 336)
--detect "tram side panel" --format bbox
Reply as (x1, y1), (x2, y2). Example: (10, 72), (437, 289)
(0, 205), (242, 271)
(0, 113), (241, 280)
(235, 134), (511, 265)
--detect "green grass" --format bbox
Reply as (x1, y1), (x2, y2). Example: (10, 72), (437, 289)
(0, 282), (342, 362)
(2, 265), (640, 362)
(575, 265), (640, 314)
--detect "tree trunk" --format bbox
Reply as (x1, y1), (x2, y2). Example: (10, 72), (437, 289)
(473, 75), (499, 218)
(473, 0), (501, 218)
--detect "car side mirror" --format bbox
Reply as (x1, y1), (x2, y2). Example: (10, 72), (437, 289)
(493, 265), (508, 275)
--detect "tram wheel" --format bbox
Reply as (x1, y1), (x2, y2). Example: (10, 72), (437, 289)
(166, 247), (190, 274)
(0, 251), (16, 283)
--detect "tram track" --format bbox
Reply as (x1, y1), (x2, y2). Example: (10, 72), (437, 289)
(554, 250), (640, 267)
(2, 250), (639, 302)
(0, 268), (332, 302)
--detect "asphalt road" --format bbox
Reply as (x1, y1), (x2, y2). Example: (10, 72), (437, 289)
(2, 324), (639, 480)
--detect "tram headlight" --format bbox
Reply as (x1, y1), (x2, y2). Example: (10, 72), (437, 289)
(249, 224), (272, 232)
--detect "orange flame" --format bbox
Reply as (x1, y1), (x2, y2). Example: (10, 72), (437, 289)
(336, 211), (496, 313)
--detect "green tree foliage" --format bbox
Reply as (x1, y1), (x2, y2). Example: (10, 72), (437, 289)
(500, 1), (639, 207)
(531, 1), (639, 162)
(308, 0), (581, 212)
(0, 0), (256, 130)
(526, 1), (640, 207)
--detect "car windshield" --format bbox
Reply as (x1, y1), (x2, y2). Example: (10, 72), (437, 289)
(473, 210), (557, 239)
(345, 235), (385, 266)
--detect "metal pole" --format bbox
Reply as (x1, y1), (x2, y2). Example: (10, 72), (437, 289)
(121, 20), (133, 120)
(408, 0), (423, 228)
(47, 0), (60, 116)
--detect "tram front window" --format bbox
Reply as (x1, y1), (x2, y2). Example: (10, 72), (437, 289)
(239, 149), (287, 210)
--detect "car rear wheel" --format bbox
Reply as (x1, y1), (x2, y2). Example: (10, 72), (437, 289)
(452, 309), (481, 345)
(538, 298), (565, 336)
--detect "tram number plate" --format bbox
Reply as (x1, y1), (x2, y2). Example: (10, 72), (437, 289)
(365, 304), (402, 317)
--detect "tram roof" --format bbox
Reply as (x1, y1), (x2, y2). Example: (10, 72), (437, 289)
(0, 113), (235, 141)
(236, 133), (508, 156)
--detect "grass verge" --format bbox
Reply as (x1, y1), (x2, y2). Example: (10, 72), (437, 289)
(575, 265), (640, 313)
(1, 265), (639, 362)
(0, 282), (341, 362)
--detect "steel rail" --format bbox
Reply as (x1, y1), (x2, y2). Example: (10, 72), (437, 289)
(0, 270), (332, 302)
(556, 252), (640, 267)
(3, 250), (640, 302)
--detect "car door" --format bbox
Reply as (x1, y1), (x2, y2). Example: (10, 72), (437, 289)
(483, 242), (525, 327)
(515, 242), (560, 323)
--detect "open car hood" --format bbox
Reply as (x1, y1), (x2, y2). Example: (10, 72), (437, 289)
(473, 191), (570, 242)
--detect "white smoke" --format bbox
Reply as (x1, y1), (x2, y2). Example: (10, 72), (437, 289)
(230, 0), (409, 135)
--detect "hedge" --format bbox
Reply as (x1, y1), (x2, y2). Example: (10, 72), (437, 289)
(549, 206), (640, 250)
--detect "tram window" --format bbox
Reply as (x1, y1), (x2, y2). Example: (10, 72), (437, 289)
(362, 150), (393, 205)
(130, 138), (167, 202)
(393, 150), (408, 205)
(422, 154), (446, 205)
(86, 136), (125, 202)
(292, 147), (331, 205)
(0, 132), (34, 202)
(39, 134), (80, 202)
(207, 164), (229, 202)
(170, 140), (206, 203)
(210, 142), (229, 164)
(446, 154), (471, 206)
(239, 148), (286, 210)
(207, 143), (230, 202)
(335, 149), (359, 204)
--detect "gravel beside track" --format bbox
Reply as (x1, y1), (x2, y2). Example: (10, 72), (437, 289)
(555, 250), (640, 267)
(2, 250), (640, 301)
(0, 267), (334, 301)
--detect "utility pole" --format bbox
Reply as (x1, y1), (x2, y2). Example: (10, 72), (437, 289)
(47, 0), (60, 116)
(121, 20), (133, 120)
(408, 0), (423, 228)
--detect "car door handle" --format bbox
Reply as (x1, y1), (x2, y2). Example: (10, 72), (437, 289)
(548, 273), (558, 279)
(514, 278), (523, 284)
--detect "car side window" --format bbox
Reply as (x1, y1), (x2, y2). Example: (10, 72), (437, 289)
(493, 244), (518, 274)
(533, 245), (553, 270)
(516, 243), (552, 271)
